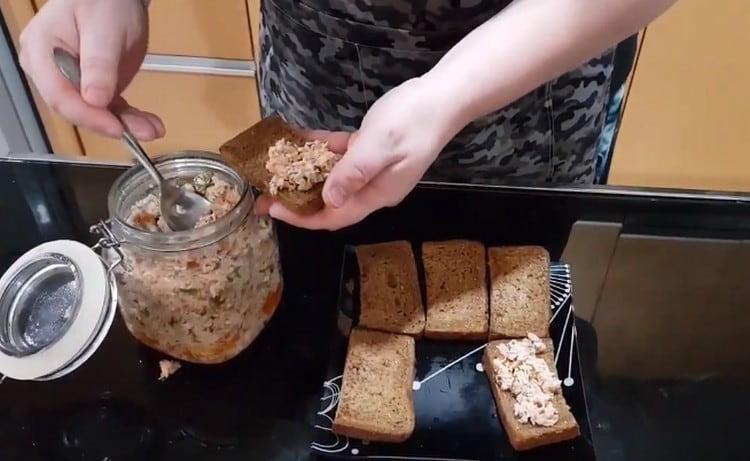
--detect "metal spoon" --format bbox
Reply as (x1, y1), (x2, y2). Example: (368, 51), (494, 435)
(53, 47), (211, 231)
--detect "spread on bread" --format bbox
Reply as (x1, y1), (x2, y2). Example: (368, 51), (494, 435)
(220, 117), (338, 214)
(491, 333), (562, 427)
(265, 138), (341, 195)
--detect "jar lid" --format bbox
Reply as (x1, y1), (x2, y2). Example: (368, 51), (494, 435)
(0, 240), (117, 381)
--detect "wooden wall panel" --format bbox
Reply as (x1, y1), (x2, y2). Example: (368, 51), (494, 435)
(33, 0), (254, 59)
(609, 0), (750, 192)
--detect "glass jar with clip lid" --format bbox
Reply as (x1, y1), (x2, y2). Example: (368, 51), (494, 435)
(0, 152), (283, 381)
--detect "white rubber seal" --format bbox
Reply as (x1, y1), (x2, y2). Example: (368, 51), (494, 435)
(0, 240), (111, 380)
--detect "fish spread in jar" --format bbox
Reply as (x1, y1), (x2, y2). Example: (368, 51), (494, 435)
(127, 173), (240, 232)
(115, 172), (282, 364)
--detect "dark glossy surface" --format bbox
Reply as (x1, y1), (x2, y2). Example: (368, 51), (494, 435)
(1, 159), (750, 461)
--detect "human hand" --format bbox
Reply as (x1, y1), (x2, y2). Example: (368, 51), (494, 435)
(18, 0), (164, 140)
(261, 77), (465, 230)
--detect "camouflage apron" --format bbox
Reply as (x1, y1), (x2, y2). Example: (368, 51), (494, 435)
(259, 0), (615, 185)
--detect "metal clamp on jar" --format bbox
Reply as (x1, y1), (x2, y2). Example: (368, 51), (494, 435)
(0, 152), (283, 381)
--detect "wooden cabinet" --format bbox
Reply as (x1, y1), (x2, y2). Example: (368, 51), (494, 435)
(78, 71), (261, 162)
(609, 0), (750, 192)
(32, 0), (255, 59)
(148, 0), (255, 60)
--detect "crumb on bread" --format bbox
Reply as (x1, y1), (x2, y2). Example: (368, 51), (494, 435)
(158, 359), (182, 381)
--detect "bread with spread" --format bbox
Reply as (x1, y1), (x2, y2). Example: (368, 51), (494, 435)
(333, 328), (416, 442)
(219, 116), (340, 214)
(483, 335), (579, 451)
(488, 246), (551, 339)
(330, 241), (579, 451)
(356, 241), (425, 336)
(422, 240), (488, 340)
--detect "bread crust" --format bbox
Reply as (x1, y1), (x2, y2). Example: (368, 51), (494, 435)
(333, 414), (414, 443)
(483, 339), (580, 451)
(219, 116), (325, 214)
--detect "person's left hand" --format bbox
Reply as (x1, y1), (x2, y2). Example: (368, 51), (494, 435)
(260, 77), (465, 230)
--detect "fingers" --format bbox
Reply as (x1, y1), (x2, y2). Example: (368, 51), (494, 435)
(268, 199), (372, 231)
(78, 10), (125, 108)
(118, 107), (163, 141)
(268, 162), (415, 230)
(253, 194), (273, 215)
(267, 159), (414, 230)
(21, 37), (123, 137)
(141, 111), (166, 138)
(110, 97), (166, 140)
(268, 179), (389, 230)
(322, 131), (404, 208)
(23, 38), (162, 141)
(17, 0), (157, 141)
(347, 131), (359, 150)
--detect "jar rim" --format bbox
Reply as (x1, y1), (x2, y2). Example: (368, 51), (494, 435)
(107, 151), (253, 252)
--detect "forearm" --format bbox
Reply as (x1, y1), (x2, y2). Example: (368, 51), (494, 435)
(425, 0), (678, 129)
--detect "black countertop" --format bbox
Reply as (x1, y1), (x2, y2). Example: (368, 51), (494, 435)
(1, 158), (750, 461)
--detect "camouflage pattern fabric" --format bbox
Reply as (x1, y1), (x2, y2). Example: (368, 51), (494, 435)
(259, 0), (614, 185)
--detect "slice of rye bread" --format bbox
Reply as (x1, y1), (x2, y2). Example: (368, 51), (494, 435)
(483, 339), (580, 451)
(488, 246), (551, 339)
(333, 328), (416, 442)
(356, 241), (425, 336)
(422, 240), (488, 340)
(219, 115), (324, 214)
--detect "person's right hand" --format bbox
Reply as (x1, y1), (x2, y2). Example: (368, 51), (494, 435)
(19, 0), (165, 140)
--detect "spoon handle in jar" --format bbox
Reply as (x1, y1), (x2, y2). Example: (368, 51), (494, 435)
(119, 124), (165, 188)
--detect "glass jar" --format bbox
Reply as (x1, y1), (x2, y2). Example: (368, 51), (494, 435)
(104, 152), (283, 364)
(0, 152), (281, 381)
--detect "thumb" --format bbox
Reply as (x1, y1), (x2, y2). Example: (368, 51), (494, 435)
(79, 23), (124, 108)
(323, 131), (402, 208)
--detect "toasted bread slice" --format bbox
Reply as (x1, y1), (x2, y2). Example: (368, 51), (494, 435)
(483, 339), (580, 451)
(333, 328), (416, 442)
(422, 240), (488, 340)
(488, 246), (550, 339)
(356, 241), (425, 336)
(219, 116), (324, 214)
